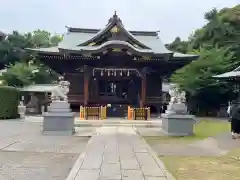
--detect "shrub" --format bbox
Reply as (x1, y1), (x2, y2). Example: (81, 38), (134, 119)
(0, 86), (20, 119)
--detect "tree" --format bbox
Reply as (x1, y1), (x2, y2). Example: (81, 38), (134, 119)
(168, 5), (240, 54)
(171, 47), (238, 114)
(168, 5), (240, 115)
(0, 62), (59, 87)
(165, 37), (190, 53)
(0, 30), (63, 66)
(0, 30), (62, 86)
(171, 47), (236, 93)
(50, 34), (63, 46)
(31, 30), (62, 48)
(190, 5), (240, 51)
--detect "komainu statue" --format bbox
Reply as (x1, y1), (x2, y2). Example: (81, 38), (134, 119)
(166, 84), (187, 114)
(51, 80), (70, 101)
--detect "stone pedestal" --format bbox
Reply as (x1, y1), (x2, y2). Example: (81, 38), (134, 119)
(43, 101), (75, 136)
(161, 113), (196, 136)
(165, 103), (187, 115)
(18, 105), (26, 119)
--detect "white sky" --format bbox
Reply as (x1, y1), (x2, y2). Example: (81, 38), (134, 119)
(0, 0), (239, 43)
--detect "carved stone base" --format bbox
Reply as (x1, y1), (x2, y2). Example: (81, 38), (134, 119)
(43, 101), (75, 136)
(165, 103), (188, 115)
(161, 114), (196, 136)
(18, 105), (26, 118)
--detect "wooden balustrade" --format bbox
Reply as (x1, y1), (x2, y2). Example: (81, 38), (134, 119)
(80, 106), (107, 120)
(127, 106), (150, 120)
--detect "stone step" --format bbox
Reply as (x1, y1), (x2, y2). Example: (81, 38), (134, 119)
(74, 120), (162, 128)
(74, 123), (162, 128)
(24, 116), (162, 128)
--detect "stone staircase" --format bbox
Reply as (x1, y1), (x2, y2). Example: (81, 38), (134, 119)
(24, 116), (162, 128)
(75, 119), (162, 128)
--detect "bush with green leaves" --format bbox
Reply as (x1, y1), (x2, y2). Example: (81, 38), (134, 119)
(0, 86), (20, 119)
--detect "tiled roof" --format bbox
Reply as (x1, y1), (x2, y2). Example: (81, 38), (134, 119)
(27, 45), (198, 59)
(57, 29), (172, 54)
(26, 13), (198, 60)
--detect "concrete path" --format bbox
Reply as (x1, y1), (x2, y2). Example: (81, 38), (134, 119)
(67, 127), (174, 180)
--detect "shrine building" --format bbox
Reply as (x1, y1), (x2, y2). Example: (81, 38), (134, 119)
(27, 12), (198, 117)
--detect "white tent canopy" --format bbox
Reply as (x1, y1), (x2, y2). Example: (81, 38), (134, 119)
(213, 66), (240, 78)
(19, 84), (58, 92)
(213, 71), (240, 78)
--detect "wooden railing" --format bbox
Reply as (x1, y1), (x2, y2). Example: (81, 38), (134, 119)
(128, 106), (150, 120)
(80, 106), (107, 120)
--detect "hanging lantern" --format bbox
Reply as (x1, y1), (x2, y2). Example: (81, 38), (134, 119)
(101, 70), (104, 76)
(114, 70), (117, 76)
(120, 70), (122, 76)
(127, 70), (130, 76)
(108, 70), (110, 76)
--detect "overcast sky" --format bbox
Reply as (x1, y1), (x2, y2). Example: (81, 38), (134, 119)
(0, 0), (239, 43)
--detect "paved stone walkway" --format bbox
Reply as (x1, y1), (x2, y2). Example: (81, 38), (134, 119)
(67, 127), (173, 180)
(0, 120), (89, 180)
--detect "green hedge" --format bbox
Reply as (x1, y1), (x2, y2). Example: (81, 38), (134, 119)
(0, 86), (20, 119)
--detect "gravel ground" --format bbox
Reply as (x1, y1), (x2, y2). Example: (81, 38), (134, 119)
(0, 120), (90, 180)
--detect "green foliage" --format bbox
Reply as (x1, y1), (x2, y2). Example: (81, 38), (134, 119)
(191, 5), (240, 51)
(168, 5), (240, 114)
(0, 29), (62, 86)
(171, 47), (236, 93)
(1, 62), (59, 87)
(0, 29), (63, 66)
(0, 86), (20, 119)
(168, 5), (240, 54)
(166, 37), (190, 53)
(31, 30), (63, 48)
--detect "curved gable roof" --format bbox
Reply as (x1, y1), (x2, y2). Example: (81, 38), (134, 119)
(58, 12), (172, 55)
(77, 12), (150, 49)
(27, 12), (199, 60)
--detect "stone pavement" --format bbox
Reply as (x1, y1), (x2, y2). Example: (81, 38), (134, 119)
(67, 127), (174, 180)
(0, 120), (90, 180)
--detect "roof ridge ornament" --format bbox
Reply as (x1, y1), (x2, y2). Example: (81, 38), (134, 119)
(113, 10), (117, 18)
(108, 10), (122, 24)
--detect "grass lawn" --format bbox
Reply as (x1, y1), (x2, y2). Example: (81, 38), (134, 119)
(145, 119), (230, 144)
(161, 149), (240, 180)
(143, 119), (238, 179)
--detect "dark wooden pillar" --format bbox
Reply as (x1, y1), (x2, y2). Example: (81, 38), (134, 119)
(84, 65), (89, 106)
(140, 74), (146, 108)
(159, 77), (163, 114)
